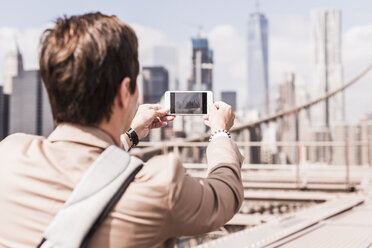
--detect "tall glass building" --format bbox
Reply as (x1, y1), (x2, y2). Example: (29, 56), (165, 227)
(0, 86), (5, 140)
(2, 40), (24, 139)
(221, 91), (237, 111)
(154, 45), (179, 91)
(142, 66), (169, 104)
(188, 36), (213, 91)
(247, 12), (269, 116)
(311, 9), (344, 128)
(9, 70), (54, 137)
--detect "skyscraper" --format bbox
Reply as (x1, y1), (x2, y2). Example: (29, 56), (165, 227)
(140, 67), (169, 141)
(3, 41), (23, 95)
(142, 66), (169, 104)
(276, 73), (298, 164)
(311, 9), (344, 128)
(2, 39), (24, 138)
(154, 45), (179, 90)
(0, 86), (5, 140)
(188, 35), (213, 91)
(9, 70), (54, 137)
(221, 91), (237, 111)
(247, 11), (269, 116)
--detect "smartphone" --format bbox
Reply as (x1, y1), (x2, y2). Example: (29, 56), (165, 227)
(164, 91), (213, 115)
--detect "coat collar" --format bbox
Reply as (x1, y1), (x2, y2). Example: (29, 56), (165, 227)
(48, 123), (116, 149)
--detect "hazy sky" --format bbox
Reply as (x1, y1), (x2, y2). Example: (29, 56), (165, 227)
(0, 0), (371, 120)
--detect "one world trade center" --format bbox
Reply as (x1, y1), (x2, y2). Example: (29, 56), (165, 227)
(247, 11), (269, 116)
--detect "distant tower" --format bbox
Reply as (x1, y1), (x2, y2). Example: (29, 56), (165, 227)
(9, 70), (54, 137)
(3, 39), (23, 95)
(2, 39), (24, 138)
(154, 45), (180, 90)
(311, 9), (344, 128)
(0, 86), (5, 140)
(188, 33), (213, 91)
(142, 66), (169, 104)
(221, 91), (237, 111)
(247, 4), (269, 116)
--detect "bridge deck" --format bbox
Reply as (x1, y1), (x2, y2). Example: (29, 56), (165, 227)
(271, 195), (372, 247)
(197, 194), (367, 248)
(197, 169), (372, 248)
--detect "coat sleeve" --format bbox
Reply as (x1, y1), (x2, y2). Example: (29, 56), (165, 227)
(164, 136), (244, 236)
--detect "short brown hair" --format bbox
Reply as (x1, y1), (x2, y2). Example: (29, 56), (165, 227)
(39, 12), (139, 126)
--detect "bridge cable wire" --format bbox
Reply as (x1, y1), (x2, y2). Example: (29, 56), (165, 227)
(132, 64), (372, 158)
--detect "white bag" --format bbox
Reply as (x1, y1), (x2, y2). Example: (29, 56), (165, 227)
(37, 145), (143, 248)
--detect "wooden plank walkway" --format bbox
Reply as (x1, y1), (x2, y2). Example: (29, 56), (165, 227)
(271, 174), (372, 248)
(197, 194), (365, 248)
(197, 169), (372, 248)
(272, 195), (372, 247)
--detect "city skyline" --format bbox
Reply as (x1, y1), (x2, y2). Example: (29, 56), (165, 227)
(0, 5), (371, 246)
(0, 1), (371, 121)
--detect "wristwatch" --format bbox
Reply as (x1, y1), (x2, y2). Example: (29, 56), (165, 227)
(126, 128), (139, 148)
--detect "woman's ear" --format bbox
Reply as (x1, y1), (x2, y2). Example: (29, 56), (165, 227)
(117, 77), (131, 109)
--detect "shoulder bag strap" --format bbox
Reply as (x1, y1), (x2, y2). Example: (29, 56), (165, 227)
(37, 145), (143, 248)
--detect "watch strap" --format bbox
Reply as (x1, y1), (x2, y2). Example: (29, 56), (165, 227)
(126, 128), (139, 147)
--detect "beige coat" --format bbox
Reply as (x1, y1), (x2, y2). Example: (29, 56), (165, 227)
(0, 123), (244, 248)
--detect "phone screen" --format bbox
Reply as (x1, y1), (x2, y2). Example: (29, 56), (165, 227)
(170, 92), (208, 114)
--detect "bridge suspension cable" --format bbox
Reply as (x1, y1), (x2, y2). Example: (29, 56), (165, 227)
(232, 64), (372, 131)
(132, 64), (372, 158)
(191, 64), (372, 141)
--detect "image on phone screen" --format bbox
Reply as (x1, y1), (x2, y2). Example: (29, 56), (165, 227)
(170, 92), (207, 114)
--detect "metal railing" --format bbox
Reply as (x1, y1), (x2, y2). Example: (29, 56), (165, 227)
(130, 64), (372, 158)
(131, 140), (372, 190)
